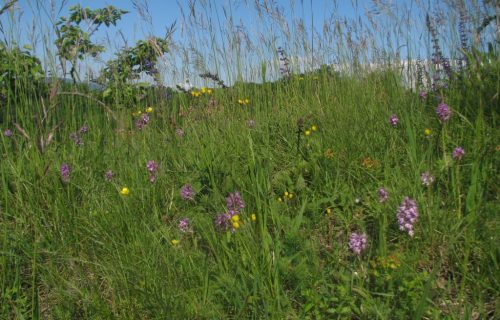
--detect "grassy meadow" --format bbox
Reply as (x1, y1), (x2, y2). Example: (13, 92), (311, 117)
(0, 0), (499, 319)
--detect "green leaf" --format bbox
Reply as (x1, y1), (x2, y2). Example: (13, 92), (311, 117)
(295, 174), (306, 191)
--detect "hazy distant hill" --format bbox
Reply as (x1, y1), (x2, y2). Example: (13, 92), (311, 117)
(43, 77), (105, 91)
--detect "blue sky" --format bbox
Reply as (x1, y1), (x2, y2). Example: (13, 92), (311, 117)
(5, 0), (368, 83)
(1, 0), (490, 85)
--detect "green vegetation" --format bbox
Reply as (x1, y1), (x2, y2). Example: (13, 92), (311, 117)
(55, 4), (128, 83)
(0, 0), (498, 318)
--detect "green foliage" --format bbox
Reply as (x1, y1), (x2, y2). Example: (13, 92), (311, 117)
(1, 63), (498, 319)
(1, 1), (499, 319)
(55, 4), (127, 82)
(0, 43), (44, 110)
(55, 24), (104, 60)
(99, 37), (168, 107)
(64, 4), (128, 27)
(0, 43), (42, 90)
(102, 37), (168, 83)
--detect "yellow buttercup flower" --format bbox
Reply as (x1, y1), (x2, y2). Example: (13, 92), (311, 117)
(304, 130), (311, 136)
(251, 213), (256, 221)
(284, 191), (289, 197)
(326, 208), (332, 215)
(119, 187), (129, 196)
(207, 89), (213, 94)
(311, 125), (318, 131)
(231, 215), (240, 222)
(201, 87), (207, 93)
(171, 239), (180, 245)
(146, 107), (153, 113)
(288, 193), (293, 199)
(424, 128), (432, 136)
(278, 197), (283, 202)
(238, 98), (250, 105)
(232, 221), (240, 229)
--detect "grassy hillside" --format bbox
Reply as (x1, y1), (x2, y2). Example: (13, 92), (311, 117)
(0, 0), (499, 318)
(1, 64), (498, 318)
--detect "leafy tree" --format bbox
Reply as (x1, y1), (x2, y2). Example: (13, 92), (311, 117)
(101, 37), (168, 83)
(0, 43), (43, 99)
(55, 4), (127, 83)
(99, 37), (169, 106)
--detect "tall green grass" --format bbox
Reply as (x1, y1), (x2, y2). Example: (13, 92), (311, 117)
(1, 0), (499, 318)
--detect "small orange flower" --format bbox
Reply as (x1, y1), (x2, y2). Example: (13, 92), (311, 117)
(324, 149), (334, 158)
(362, 157), (379, 169)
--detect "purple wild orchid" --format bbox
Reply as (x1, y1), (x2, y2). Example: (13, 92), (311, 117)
(104, 170), (113, 182)
(178, 218), (190, 233)
(180, 184), (195, 201)
(214, 213), (231, 230)
(349, 232), (367, 255)
(146, 160), (158, 183)
(226, 191), (245, 216)
(61, 163), (71, 183)
(421, 172), (435, 186)
(452, 147), (465, 161)
(378, 187), (389, 203)
(389, 114), (399, 127)
(436, 102), (452, 122)
(175, 128), (185, 137)
(3, 129), (13, 137)
(397, 197), (419, 237)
